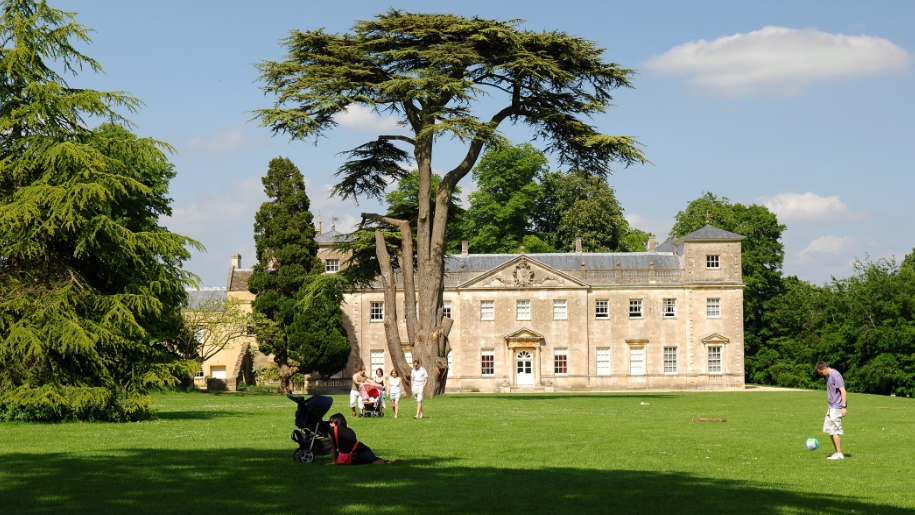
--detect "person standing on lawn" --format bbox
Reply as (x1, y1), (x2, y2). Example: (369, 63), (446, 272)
(816, 361), (847, 460)
(411, 360), (428, 419)
(388, 368), (402, 418)
(350, 365), (368, 417)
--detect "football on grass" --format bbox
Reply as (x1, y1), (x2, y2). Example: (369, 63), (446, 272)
(806, 438), (819, 451)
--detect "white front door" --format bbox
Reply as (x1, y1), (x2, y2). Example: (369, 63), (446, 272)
(515, 350), (533, 385)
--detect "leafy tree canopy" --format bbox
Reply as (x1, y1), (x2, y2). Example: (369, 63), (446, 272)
(462, 143), (548, 253)
(0, 0), (200, 422)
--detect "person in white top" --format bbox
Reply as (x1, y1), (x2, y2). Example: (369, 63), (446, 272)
(387, 368), (402, 418)
(410, 360), (429, 419)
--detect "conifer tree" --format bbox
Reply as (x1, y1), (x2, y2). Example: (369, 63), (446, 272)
(0, 0), (199, 421)
(248, 157), (341, 392)
(257, 11), (647, 396)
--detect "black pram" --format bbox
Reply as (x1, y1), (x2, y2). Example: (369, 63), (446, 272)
(288, 394), (334, 463)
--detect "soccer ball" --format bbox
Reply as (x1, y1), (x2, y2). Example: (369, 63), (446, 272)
(805, 438), (819, 451)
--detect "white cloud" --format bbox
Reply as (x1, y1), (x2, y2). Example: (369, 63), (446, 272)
(184, 128), (261, 154)
(164, 175), (266, 239)
(645, 26), (910, 96)
(334, 104), (401, 132)
(798, 235), (857, 262)
(756, 192), (862, 222)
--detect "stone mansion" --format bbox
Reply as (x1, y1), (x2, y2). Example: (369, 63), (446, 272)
(215, 223), (746, 393)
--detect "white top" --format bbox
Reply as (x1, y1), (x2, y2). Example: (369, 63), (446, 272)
(388, 376), (402, 395)
(411, 366), (429, 389)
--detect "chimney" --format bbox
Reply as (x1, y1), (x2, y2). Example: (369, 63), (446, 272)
(575, 237), (582, 253)
(462, 240), (468, 255)
(317, 211), (323, 234)
(648, 236), (656, 252)
(231, 253), (241, 269)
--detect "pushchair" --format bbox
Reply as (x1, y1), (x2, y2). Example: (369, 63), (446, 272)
(287, 394), (334, 463)
(359, 382), (385, 417)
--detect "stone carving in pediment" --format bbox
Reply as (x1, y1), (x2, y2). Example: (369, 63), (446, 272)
(473, 258), (569, 288)
(513, 260), (535, 287)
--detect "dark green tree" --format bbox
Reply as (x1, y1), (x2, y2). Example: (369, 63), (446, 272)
(256, 10), (647, 396)
(821, 255), (915, 396)
(248, 157), (327, 393)
(0, 0), (199, 421)
(287, 274), (352, 379)
(461, 143), (548, 253)
(670, 192), (786, 382)
(535, 168), (637, 252)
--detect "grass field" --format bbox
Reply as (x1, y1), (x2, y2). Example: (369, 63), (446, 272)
(1, 389), (913, 514)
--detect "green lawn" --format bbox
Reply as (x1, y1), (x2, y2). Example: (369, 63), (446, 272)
(1, 389), (913, 514)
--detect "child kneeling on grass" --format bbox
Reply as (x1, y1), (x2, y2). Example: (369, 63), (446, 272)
(327, 413), (403, 465)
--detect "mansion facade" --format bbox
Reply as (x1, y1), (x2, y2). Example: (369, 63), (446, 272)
(307, 224), (746, 392)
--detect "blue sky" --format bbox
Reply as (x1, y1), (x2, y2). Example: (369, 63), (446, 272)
(55, 1), (915, 287)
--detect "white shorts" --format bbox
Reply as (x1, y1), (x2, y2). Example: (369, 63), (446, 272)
(350, 389), (362, 409)
(414, 389), (424, 403)
(823, 408), (844, 435)
(390, 392), (401, 400)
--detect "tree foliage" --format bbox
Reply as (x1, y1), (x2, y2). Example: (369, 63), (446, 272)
(287, 274), (352, 379)
(534, 168), (640, 252)
(248, 157), (348, 392)
(0, 0), (199, 421)
(257, 10), (647, 396)
(461, 143), (548, 253)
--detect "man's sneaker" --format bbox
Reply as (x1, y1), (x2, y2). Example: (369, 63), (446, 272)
(827, 453), (845, 460)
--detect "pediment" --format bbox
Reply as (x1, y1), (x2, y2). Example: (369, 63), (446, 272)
(701, 333), (730, 345)
(503, 327), (545, 340)
(460, 256), (587, 289)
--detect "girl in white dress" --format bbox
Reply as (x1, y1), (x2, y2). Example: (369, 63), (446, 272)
(387, 368), (402, 418)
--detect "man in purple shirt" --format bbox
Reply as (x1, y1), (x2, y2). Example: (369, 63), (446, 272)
(815, 361), (847, 460)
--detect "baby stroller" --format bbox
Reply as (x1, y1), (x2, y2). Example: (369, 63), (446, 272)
(287, 394), (334, 463)
(359, 382), (385, 417)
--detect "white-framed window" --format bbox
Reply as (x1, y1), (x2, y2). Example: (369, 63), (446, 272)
(553, 299), (567, 320)
(708, 346), (722, 374)
(480, 300), (494, 321)
(193, 326), (205, 344)
(370, 349), (385, 374)
(595, 299), (609, 319)
(663, 298), (676, 318)
(516, 300), (531, 321)
(629, 299), (643, 318)
(403, 349), (413, 365)
(325, 259), (340, 273)
(443, 300), (452, 319)
(370, 301), (384, 321)
(194, 368), (205, 379)
(554, 348), (568, 375)
(629, 346), (645, 375)
(596, 347), (611, 375)
(663, 346), (678, 374)
(707, 298), (721, 318)
(481, 349), (494, 376)
(707, 255), (720, 269)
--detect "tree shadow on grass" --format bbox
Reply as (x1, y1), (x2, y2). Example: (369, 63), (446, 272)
(1, 449), (909, 515)
(154, 410), (253, 421)
(447, 393), (685, 402)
